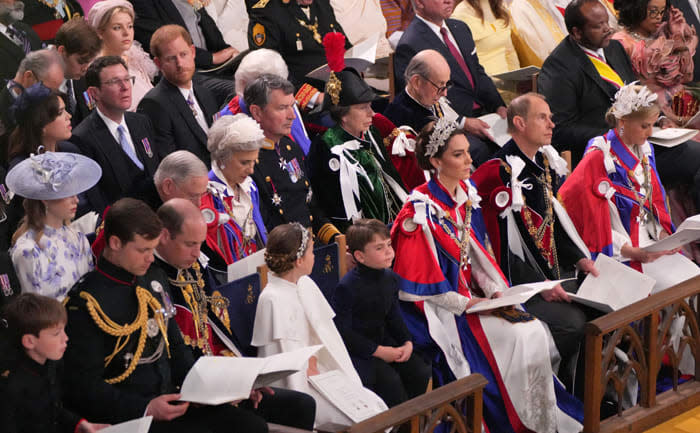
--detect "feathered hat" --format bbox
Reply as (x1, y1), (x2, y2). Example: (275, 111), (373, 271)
(322, 33), (379, 108)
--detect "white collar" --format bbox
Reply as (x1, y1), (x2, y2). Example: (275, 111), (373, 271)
(211, 160), (253, 196)
(177, 83), (195, 100)
(95, 106), (126, 136)
(416, 13), (446, 36)
(0, 23), (7, 34)
(578, 43), (606, 62)
(405, 87), (433, 110)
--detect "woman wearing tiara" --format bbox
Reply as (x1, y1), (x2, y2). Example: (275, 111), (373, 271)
(252, 223), (387, 427)
(391, 117), (583, 432)
(560, 84), (695, 290)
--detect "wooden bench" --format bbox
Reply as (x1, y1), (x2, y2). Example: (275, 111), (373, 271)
(341, 374), (488, 433)
(583, 275), (700, 432)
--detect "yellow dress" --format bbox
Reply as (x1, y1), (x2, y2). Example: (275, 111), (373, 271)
(451, 0), (520, 75)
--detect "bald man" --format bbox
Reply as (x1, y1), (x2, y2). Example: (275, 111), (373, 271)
(384, 49), (498, 168)
(152, 198), (317, 430)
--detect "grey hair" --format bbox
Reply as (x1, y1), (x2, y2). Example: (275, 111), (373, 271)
(17, 49), (64, 80)
(154, 150), (208, 188)
(234, 49), (289, 97)
(243, 73), (295, 110)
(207, 114), (265, 164)
(404, 51), (433, 85)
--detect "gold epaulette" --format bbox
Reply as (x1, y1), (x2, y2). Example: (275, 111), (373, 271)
(251, 0), (270, 8)
(80, 287), (169, 384)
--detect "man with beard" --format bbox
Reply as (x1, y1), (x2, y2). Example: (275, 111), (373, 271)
(138, 24), (218, 167)
(537, 0), (634, 166)
(0, 0), (42, 81)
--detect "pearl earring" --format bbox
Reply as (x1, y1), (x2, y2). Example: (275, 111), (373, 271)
(619, 126), (624, 135)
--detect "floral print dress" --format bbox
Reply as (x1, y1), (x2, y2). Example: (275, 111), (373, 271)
(11, 225), (94, 301)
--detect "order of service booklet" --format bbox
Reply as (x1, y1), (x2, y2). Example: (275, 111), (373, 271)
(466, 279), (573, 313)
(100, 416), (153, 433)
(179, 345), (322, 405)
(568, 254), (655, 313)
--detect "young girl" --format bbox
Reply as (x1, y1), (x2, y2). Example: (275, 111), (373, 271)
(252, 223), (387, 427)
(8, 152), (101, 300)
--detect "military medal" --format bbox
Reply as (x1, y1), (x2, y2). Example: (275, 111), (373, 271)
(0, 184), (10, 204)
(306, 187), (313, 204)
(141, 138), (153, 158)
(0, 274), (12, 297)
(123, 353), (133, 369)
(146, 318), (159, 337)
(296, 34), (303, 51)
(272, 193), (282, 206)
(82, 91), (95, 111)
(151, 280), (176, 318)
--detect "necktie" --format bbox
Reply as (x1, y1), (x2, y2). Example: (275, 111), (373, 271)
(439, 27), (474, 89)
(117, 125), (144, 170)
(186, 91), (199, 118)
(6, 25), (30, 54)
(65, 79), (76, 115)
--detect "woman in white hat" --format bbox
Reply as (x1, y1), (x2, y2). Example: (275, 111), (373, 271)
(8, 152), (102, 301)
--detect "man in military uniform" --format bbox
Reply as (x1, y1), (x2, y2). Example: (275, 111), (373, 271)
(153, 198), (317, 430)
(247, 0), (350, 98)
(246, 74), (340, 243)
(63, 198), (268, 433)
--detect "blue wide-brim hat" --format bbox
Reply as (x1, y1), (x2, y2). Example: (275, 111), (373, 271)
(6, 152), (102, 200)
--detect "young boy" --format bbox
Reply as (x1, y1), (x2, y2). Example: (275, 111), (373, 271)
(0, 293), (106, 433)
(333, 219), (431, 407)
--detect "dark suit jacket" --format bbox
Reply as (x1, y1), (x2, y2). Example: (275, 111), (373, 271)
(0, 85), (18, 166)
(66, 78), (92, 128)
(671, 0), (700, 82)
(129, 0), (229, 70)
(537, 36), (636, 166)
(137, 78), (216, 166)
(0, 22), (42, 81)
(70, 111), (160, 215)
(393, 17), (504, 117)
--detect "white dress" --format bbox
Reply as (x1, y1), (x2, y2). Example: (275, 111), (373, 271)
(11, 225), (94, 301)
(252, 274), (387, 427)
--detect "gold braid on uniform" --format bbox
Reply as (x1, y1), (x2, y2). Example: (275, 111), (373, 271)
(169, 261), (229, 356)
(80, 287), (170, 384)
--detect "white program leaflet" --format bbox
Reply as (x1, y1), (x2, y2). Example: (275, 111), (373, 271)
(648, 127), (698, 148)
(569, 254), (655, 313)
(227, 249), (266, 282)
(466, 279), (573, 313)
(642, 214), (700, 252)
(100, 416), (153, 433)
(642, 253), (700, 294)
(179, 345), (322, 405)
(478, 113), (511, 147)
(308, 370), (384, 423)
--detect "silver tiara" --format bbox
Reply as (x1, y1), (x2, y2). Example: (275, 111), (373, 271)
(611, 82), (658, 119)
(294, 223), (310, 259)
(425, 117), (459, 158)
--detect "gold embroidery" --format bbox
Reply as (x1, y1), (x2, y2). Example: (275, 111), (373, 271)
(323, 254), (333, 274)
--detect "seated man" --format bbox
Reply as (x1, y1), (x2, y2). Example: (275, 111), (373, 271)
(0, 0), (42, 81)
(0, 49), (64, 164)
(153, 150), (210, 209)
(138, 25), (218, 167)
(472, 92), (600, 397)
(54, 17), (102, 127)
(384, 49), (496, 188)
(72, 56), (160, 215)
(153, 198), (317, 430)
(245, 74), (340, 243)
(247, 0), (350, 91)
(393, 0), (506, 167)
(63, 198), (269, 432)
(129, 0), (238, 102)
(539, 0), (700, 210)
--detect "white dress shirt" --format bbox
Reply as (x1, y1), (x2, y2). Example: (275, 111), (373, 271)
(178, 84), (209, 133)
(95, 107), (137, 156)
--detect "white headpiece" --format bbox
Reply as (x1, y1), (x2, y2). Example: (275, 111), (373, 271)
(425, 117), (459, 158)
(610, 82), (658, 119)
(294, 223), (310, 259)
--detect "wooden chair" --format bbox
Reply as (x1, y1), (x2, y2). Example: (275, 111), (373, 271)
(388, 53), (396, 102)
(212, 272), (262, 356)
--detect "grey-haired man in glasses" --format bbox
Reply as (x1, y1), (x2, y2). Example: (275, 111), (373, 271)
(384, 48), (502, 167)
(70, 55), (161, 216)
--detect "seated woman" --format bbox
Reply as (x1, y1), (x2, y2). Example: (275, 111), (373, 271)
(612, 0), (698, 123)
(200, 114), (267, 271)
(8, 152), (101, 301)
(252, 222), (388, 427)
(7, 84), (73, 168)
(451, 0), (520, 75)
(312, 66), (407, 232)
(560, 84), (694, 290)
(87, 0), (158, 111)
(391, 118), (583, 432)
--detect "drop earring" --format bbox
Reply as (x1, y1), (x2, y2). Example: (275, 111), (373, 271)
(619, 126), (624, 135)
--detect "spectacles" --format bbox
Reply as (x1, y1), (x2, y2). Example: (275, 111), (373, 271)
(647, 8), (666, 18)
(102, 76), (136, 87)
(422, 76), (453, 93)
